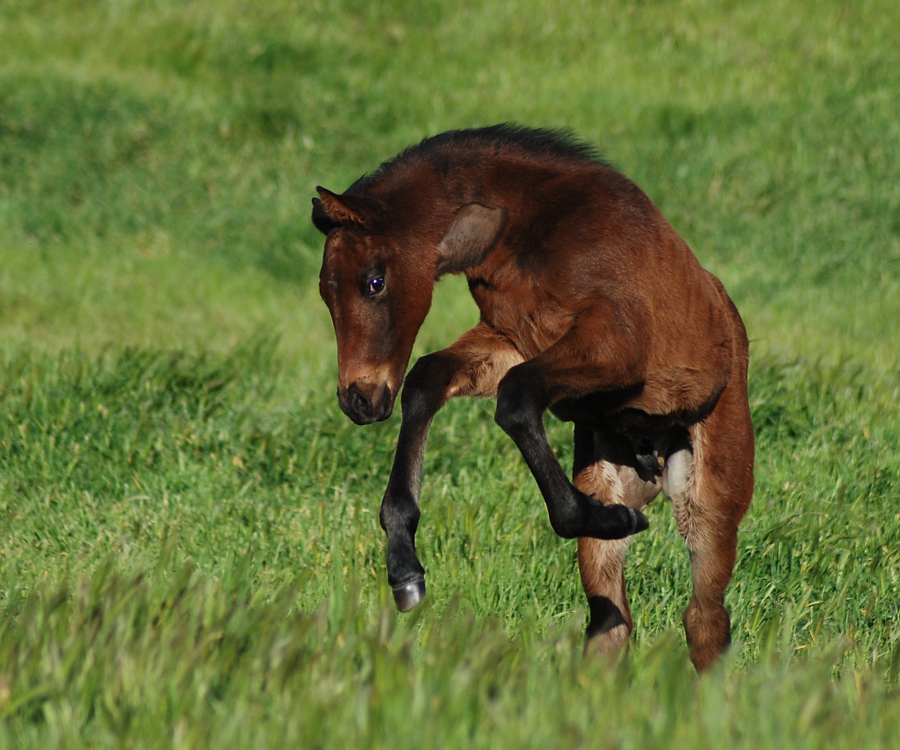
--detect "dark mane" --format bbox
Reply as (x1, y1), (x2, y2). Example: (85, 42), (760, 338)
(347, 124), (611, 195)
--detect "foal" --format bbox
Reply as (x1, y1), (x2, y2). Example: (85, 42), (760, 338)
(313, 125), (754, 671)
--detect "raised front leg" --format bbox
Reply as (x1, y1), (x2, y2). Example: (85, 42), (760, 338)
(493, 320), (652, 540)
(381, 324), (524, 611)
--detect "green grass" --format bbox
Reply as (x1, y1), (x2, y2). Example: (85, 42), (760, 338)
(1, 0), (899, 746)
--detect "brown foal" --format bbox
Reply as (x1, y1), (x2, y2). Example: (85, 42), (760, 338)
(313, 125), (754, 671)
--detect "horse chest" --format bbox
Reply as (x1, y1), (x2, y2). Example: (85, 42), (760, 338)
(467, 276), (571, 359)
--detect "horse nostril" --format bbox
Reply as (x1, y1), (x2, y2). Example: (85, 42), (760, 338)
(347, 385), (372, 419)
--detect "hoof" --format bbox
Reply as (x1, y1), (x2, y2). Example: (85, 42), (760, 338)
(392, 578), (426, 612)
(630, 508), (650, 534)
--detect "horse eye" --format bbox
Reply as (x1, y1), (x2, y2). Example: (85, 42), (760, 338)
(366, 275), (386, 296)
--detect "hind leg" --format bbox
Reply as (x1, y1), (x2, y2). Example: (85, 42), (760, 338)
(574, 426), (661, 655)
(579, 536), (631, 654)
(665, 371), (754, 671)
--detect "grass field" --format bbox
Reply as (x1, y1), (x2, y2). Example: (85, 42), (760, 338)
(1, 0), (899, 746)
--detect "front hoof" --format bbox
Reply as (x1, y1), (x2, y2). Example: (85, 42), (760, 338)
(630, 507), (650, 534)
(392, 578), (426, 612)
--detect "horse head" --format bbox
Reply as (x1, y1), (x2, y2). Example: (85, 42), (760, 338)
(312, 187), (431, 424)
(314, 185), (506, 425)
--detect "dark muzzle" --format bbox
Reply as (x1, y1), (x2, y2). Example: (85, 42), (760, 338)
(339, 383), (393, 425)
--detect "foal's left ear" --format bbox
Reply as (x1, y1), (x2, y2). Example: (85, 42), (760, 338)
(437, 203), (507, 273)
(312, 187), (380, 234)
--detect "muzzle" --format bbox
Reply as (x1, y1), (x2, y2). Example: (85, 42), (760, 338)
(338, 382), (394, 425)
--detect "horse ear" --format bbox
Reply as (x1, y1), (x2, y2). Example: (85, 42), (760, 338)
(437, 204), (507, 273)
(312, 196), (337, 234)
(312, 187), (379, 233)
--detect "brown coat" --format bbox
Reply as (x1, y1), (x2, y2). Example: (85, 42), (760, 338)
(314, 125), (754, 671)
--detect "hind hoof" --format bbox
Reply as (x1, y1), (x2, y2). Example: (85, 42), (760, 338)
(392, 578), (426, 612)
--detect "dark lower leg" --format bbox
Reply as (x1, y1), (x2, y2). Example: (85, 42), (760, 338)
(495, 382), (647, 540)
(380, 355), (456, 611)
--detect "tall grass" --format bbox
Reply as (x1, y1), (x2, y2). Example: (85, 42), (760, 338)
(1, 345), (898, 747)
(1, 558), (897, 748)
(1, 0), (899, 746)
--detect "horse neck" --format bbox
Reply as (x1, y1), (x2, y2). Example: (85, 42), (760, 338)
(371, 148), (556, 273)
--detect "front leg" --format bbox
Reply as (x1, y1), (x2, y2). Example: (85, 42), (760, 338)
(494, 335), (650, 540)
(381, 324), (524, 611)
(380, 353), (448, 612)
